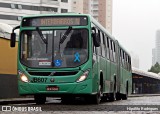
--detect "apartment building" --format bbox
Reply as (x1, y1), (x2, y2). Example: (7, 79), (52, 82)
(0, 0), (71, 27)
(71, 0), (112, 33)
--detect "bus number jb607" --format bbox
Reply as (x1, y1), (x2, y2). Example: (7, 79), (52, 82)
(31, 77), (47, 83)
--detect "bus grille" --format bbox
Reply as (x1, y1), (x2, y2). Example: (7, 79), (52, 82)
(28, 71), (78, 76)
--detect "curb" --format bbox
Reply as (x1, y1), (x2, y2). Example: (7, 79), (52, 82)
(129, 94), (160, 97)
(0, 98), (35, 105)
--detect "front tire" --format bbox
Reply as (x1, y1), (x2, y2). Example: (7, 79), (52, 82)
(92, 85), (103, 104)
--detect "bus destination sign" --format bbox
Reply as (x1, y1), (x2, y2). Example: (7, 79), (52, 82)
(22, 16), (88, 27)
(40, 18), (80, 26)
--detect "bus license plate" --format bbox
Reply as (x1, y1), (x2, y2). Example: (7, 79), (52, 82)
(46, 86), (59, 91)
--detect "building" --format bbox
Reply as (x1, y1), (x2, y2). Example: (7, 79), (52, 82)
(0, 0), (71, 27)
(132, 67), (160, 94)
(130, 52), (139, 68)
(155, 30), (160, 64)
(71, 0), (83, 14)
(152, 30), (160, 65)
(152, 48), (156, 66)
(0, 23), (19, 98)
(71, 0), (90, 14)
(71, 0), (112, 33)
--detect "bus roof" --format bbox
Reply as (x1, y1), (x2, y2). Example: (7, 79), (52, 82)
(22, 13), (90, 18)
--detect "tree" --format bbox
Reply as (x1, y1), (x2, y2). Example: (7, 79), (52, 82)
(148, 62), (160, 74)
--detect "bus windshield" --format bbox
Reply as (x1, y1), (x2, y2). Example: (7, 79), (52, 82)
(20, 29), (88, 68)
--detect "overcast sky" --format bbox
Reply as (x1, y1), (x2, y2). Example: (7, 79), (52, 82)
(112, 0), (160, 71)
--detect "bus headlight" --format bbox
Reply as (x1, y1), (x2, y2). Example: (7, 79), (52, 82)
(77, 70), (89, 82)
(18, 71), (29, 83)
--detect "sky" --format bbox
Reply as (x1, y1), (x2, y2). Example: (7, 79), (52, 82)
(112, 0), (160, 71)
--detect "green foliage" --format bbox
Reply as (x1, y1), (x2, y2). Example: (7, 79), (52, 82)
(148, 62), (160, 74)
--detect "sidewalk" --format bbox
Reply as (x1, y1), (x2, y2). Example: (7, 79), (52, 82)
(129, 94), (160, 97)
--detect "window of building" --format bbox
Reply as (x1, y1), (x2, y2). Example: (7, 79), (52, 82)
(61, 0), (68, 3)
(17, 16), (22, 21)
(11, 4), (16, 9)
(61, 9), (68, 13)
(18, 4), (22, 9)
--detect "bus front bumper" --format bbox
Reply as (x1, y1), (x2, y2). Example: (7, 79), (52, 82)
(18, 79), (92, 96)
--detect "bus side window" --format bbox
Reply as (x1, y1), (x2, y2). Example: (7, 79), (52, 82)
(96, 29), (101, 56)
(126, 54), (129, 71)
(112, 41), (116, 62)
(109, 39), (113, 62)
(92, 28), (96, 54)
(123, 51), (125, 68)
(102, 33), (107, 58)
(125, 53), (127, 70)
(120, 49), (123, 66)
(100, 31), (105, 57)
(129, 56), (131, 71)
(124, 52), (126, 69)
(91, 24), (97, 55)
(106, 36), (110, 60)
(126, 54), (128, 70)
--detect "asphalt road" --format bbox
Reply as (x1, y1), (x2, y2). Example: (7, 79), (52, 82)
(1, 96), (160, 114)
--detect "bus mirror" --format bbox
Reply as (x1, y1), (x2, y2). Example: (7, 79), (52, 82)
(10, 32), (16, 47)
(92, 33), (100, 47)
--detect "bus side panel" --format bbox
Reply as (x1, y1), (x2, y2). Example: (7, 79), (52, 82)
(115, 41), (120, 93)
(110, 61), (117, 93)
(128, 72), (132, 94)
(120, 66), (125, 94)
(92, 53), (99, 93)
(100, 56), (108, 93)
(121, 68), (126, 94)
(120, 61), (132, 94)
(104, 59), (111, 93)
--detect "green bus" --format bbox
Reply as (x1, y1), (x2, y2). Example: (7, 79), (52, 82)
(10, 13), (132, 104)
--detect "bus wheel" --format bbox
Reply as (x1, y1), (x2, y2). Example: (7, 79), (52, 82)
(116, 92), (121, 100)
(92, 85), (102, 104)
(108, 82), (116, 101)
(34, 95), (46, 104)
(101, 95), (108, 102)
(122, 84), (128, 100)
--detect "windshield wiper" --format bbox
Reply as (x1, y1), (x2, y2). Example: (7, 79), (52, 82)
(36, 27), (48, 53)
(36, 27), (47, 44)
(59, 26), (72, 44)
